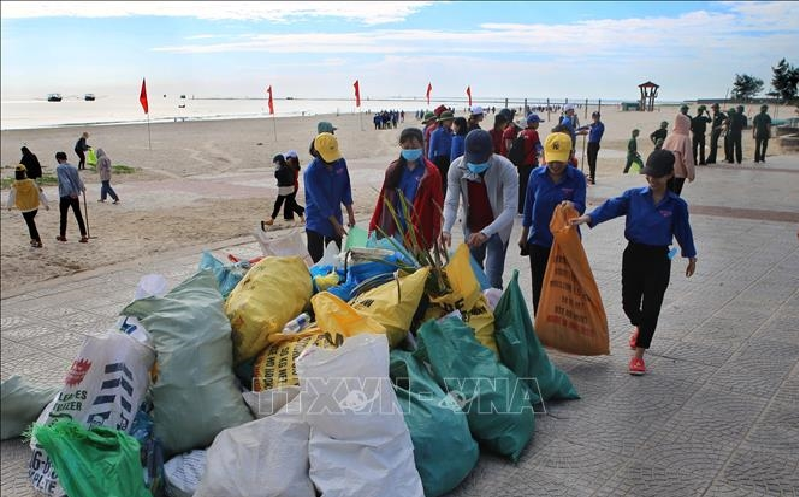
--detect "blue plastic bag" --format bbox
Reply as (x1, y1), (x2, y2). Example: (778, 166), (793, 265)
(366, 233), (419, 268)
(198, 251), (246, 298)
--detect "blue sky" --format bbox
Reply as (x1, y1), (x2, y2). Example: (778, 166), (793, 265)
(2, 1), (798, 101)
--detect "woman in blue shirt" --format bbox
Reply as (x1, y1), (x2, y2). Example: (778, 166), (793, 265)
(518, 132), (587, 316)
(450, 117), (468, 162)
(571, 150), (697, 376)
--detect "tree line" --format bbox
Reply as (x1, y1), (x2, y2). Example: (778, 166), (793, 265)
(731, 58), (798, 103)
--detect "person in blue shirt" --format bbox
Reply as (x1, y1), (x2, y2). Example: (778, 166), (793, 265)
(450, 117), (468, 162)
(585, 111), (605, 185)
(304, 133), (356, 263)
(518, 132), (587, 315)
(571, 149), (697, 376)
(428, 110), (454, 197)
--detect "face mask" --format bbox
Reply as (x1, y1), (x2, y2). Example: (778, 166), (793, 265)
(467, 162), (490, 174)
(401, 149), (423, 161)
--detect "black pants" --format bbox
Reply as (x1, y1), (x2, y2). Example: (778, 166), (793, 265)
(22, 210), (40, 242)
(59, 196), (86, 238)
(518, 163), (534, 214)
(76, 151), (85, 170)
(587, 142), (600, 182)
(692, 133), (706, 165)
(754, 136), (769, 162)
(433, 155), (450, 198)
(622, 242), (670, 349)
(271, 193), (304, 220)
(528, 244), (551, 317)
(668, 177), (686, 196)
(729, 132), (742, 164)
(307, 230), (342, 264)
(707, 129), (721, 164)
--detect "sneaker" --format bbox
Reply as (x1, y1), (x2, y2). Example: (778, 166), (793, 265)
(113, 199), (120, 205)
(629, 357), (646, 376)
(56, 236), (67, 242)
(29, 239), (37, 247)
(79, 236), (89, 243)
(34, 240), (43, 248)
(629, 327), (639, 349)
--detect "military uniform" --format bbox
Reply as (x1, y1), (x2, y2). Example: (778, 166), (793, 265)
(690, 107), (712, 165)
(728, 108), (742, 164)
(650, 126), (668, 151)
(706, 106), (726, 164)
(753, 107), (772, 163)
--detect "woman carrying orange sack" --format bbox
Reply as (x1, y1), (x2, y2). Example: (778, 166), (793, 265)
(571, 150), (696, 376)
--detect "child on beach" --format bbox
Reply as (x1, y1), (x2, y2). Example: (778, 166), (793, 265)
(570, 150), (696, 375)
(623, 129), (641, 173)
(95, 149), (120, 204)
(262, 154), (303, 230)
(7, 164), (49, 248)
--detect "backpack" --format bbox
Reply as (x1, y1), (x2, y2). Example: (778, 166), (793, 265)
(508, 136), (528, 168)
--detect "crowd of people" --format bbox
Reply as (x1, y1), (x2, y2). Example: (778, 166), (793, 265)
(372, 110), (403, 130)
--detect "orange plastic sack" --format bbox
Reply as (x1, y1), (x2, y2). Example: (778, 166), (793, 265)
(534, 204), (610, 355)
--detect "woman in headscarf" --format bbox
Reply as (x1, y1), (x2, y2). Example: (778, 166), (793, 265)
(662, 114), (694, 196)
(96, 149), (120, 204)
(20, 146), (42, 181)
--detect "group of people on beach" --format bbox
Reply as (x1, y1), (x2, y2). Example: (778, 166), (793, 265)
(6, 132), (122, 247)
(273, 104), (696, 375)
(372, 110), (402, 130)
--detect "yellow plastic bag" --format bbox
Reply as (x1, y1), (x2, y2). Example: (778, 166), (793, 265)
(225, 256), (313, 364)
(534, 204), (610, 355)
(350, 267), (430, 348)
(253, 332), (343, 391)
(311, 292), (386, 337)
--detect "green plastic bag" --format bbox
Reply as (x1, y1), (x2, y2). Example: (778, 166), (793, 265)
(1, 376), (59, 440)
(344, 225), (369, 251)
(123, 270), (253, 456)
(494, 270), (580, 401)
(33, 420), (151, 497)
(389, 350), (479, 497)
(87, 148), (97, 167)
(414, 319), (535, 462)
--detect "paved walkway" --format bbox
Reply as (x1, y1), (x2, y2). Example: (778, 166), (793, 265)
(2, 157), (798, 496)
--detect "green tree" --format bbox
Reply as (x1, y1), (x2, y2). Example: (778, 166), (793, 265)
(769, 58), (799, 102)
(731, 74), (764, 101)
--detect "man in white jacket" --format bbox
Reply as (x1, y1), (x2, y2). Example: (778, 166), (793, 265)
(441, 129), (518, 289)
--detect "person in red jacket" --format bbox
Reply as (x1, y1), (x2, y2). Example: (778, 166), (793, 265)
(369, 128), (443, 250)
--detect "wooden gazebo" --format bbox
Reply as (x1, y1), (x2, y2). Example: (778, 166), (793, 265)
(638, 81), (659, 111)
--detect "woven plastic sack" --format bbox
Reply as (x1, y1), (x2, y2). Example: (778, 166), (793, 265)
(311, 292), (386, 337)
(225, 256), (313, 363)
(415, 319), (535, 461)
(252, 332), (342, 392)
(32, 420), (150, 497)
(534, 204), (610, 355)
(390, 350), (479, 497)
(254, 229), (313, 267)
(198, 250), (246, 298)
(1, 376), (59, 440)
(495, 270), (579, 401)
(165, 450), (206, 497)
(123, 270), (253, 456)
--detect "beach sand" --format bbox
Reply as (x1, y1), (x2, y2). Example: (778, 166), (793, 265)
(1, 104), (789, 294)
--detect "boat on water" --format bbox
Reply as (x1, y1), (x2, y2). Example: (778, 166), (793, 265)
(47, 94), (62, 102)
(84, 94), (96, 101)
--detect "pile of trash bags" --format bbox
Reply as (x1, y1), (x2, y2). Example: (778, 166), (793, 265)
(2, 228), (580, 497)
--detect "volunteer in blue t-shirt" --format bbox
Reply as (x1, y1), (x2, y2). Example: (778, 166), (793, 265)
(571, 150), (697, 376)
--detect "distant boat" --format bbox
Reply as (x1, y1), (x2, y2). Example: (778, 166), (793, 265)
(84, 94), (96, 101)
(47, 94), (62, 102)
(286, 96), (295, 100)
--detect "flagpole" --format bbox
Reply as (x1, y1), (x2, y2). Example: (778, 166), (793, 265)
(272, 114), (278, 142)
(146, 114), (152, 150)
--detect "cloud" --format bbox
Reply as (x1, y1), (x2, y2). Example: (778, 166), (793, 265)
(184, 34), (220, 40)
(0, 1), (434, 25)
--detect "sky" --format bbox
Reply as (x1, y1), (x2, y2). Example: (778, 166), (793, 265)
(2, 1), (798, 102)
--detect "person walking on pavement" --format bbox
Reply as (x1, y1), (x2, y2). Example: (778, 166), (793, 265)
(570, 149), (697, 376)
(95, 149), (120, 204)
(74, 132), (90, 171)
(441, 129), (518, 289)
(515, 113), (544, 212)
(623, 129), (641, 173)
(518, 132), (587, 315)
(650, 122), (669, 151)
(753, 104), (772, 163)
(428, 110), (454, 197)
(586, 111), (604, 185)
(20, 146), (43, 181)
(285, 150), (305, 223)
(262, 154), (303, 229)
(706, 103), (726, 164)
(690, 104), (712, 165)
(728, 107), (743, 164)
(54, 151), (88, 243)
(662, 114), (694, 196)
(6, 164), (49, 248)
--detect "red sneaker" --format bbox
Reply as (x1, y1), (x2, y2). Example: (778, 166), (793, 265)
(629, 357), (646, 376)
(629, 327), (639, 349)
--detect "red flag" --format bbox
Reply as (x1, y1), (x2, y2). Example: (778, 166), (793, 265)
(266, 85), (274, 115)
(354, 80), (361, 108)
(139, 78), (149, 114)
(426, 82), (432, 105)
(466, 86), (472, 107)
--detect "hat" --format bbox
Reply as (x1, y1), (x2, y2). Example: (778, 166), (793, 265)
(761, 104), (769, 110)
(698, 104), (706, 110)
(591, 111), (600, 117)
(313, 133), (341, 163)
(498, 108), (513, 119)
(15, 164), (26, 172)
(285, 150), (298, 158)
(317, 122), (337, 134)
(526, 114), (543, 124)
(469, 106), (484, 116)
(728, 107), (736, 114)
(563, 103), (575, 112)
(660, 121), (669, 128)
(544, 132), (571, 163)
(423, 111), (436, 121)
(680, 104), (689, 110)
(643, 149), (675, 178)
(463, 129), (493, 164)
(438, 110), (455, 122)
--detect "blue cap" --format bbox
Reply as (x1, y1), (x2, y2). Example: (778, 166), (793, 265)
(463, 129), (493, 164)
(526, 114), (543, 124)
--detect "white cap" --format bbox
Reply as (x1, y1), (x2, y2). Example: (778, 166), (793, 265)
(470, 106), (484, 116)
(285, 150), (298, 158)
(564, 103), (576, 112)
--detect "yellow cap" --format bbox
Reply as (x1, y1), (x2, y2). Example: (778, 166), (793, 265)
(544, 132), (571, 163)
(314, 133), (341, 163)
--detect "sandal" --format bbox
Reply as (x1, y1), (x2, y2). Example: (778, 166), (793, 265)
(79, 236), (89, 243)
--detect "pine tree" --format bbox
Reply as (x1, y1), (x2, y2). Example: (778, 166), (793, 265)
(770, 58), (799, 103)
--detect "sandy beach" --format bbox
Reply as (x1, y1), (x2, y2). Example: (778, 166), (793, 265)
(1, 104), (789, 294)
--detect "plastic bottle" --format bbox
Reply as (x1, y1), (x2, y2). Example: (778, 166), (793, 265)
(283, 313), (311, 334)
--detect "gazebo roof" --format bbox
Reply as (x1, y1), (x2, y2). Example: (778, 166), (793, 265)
(638, 81), (660, 88)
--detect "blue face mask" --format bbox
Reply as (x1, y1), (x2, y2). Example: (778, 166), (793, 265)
(467, 162), (490, 174)
(401, 149), (423, 161)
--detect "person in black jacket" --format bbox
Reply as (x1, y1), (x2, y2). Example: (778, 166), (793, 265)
(691, 104), (712, 165)
(262, 154), (303, 230)
(74, 132), (90, 170)
(706, 103), (725, 164)
(728, 107), (743, 164)
(20, 146), (43, 181)
(650, 122), (668, 150)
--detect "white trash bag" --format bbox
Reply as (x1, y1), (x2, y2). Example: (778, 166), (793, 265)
(114, 274), (169, 344)
(254, 229), (313, 267)
(242, 386), (301, 418)
(296, 334), (424, 497)
(165, 450), (207, 497)
(483, 288), (504, 312)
